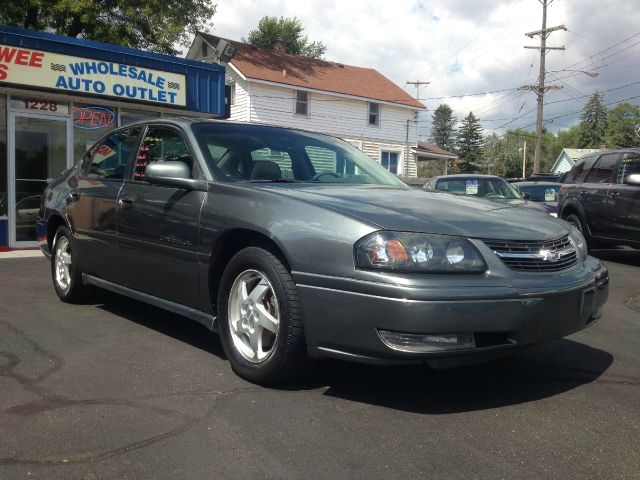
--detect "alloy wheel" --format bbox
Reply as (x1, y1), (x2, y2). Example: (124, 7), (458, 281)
(227, 269), (280, 363)
(54, 236), (72, 292)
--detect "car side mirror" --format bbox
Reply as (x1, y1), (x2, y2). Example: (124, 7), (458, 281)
(145, 161), (208, 191)
(521, 192), (532, 200)
(624, 173), (640, 186)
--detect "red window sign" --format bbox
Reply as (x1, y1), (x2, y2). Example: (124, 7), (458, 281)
(73, 106), (115, 130)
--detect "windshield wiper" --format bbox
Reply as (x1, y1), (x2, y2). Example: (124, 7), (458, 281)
(248, 178), (300, 183)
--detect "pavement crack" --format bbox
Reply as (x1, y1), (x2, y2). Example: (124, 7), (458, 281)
(624, 289), (640, 314)
(0, 386), (261, 466)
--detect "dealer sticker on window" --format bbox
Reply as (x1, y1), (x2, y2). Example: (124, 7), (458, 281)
(466, 180), (478, 195)
(545, 189), (556, 202)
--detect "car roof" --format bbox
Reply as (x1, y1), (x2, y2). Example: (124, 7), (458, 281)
(513, 181), (561, 187)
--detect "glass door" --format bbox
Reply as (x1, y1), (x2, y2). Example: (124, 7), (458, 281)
(8, 112), (71, 247)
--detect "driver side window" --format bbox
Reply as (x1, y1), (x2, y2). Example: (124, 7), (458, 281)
(134, 126), (192, 181)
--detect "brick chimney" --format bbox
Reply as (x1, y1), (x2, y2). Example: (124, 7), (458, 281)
(273, 37), (286, 53)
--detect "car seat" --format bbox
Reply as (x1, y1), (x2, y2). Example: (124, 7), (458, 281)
(251, 160), (282, 180)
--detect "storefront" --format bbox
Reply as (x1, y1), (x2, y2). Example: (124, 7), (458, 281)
(0, 24), (226, 248)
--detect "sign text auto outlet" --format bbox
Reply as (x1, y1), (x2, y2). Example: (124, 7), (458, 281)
(0, 45), (186, 106)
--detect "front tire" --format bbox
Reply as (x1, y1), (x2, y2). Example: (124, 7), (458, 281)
(217, 247), (311, 385)
(51, 226), (90, 303)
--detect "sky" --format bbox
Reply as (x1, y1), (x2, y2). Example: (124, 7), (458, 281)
(208, 0), (640, 139)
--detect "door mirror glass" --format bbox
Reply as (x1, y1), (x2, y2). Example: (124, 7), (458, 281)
(521, 192), (532, 200)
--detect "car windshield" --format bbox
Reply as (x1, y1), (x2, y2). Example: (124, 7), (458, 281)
(435, 177), (521, 200)
(192, 123), (406, 186)
(516, 184), (560, 202)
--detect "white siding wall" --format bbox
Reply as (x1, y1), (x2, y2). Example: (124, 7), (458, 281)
(227, 71), (250, 122)
(248, 83), (417, 142)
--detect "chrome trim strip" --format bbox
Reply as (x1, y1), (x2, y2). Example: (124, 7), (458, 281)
(493, 246), (576, 261)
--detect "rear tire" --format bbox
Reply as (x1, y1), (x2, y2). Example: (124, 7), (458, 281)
(51, 226), (90, 303)
(217, 246), (312, 386)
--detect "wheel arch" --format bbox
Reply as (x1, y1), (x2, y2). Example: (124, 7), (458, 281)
(209, 228), (293, 313)
(46, 213), (70, 252)
(560, 200), (586, 222)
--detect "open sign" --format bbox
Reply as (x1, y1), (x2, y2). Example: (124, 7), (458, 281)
(73, 106), (115, 130)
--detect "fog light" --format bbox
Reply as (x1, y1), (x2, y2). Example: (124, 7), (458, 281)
(378, 330), (476, 353)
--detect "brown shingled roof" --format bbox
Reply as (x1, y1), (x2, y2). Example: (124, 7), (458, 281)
(416, 141), (457, 157)
(200, 33), (425, 109)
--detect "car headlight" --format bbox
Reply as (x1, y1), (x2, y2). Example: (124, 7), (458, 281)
(355, 231), (486, 273)
(568, 226), (587, 261)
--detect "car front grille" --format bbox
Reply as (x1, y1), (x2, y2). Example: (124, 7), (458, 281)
(482, 235), (577, 272)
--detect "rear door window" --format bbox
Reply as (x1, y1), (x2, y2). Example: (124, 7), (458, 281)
(83, 127), (142, 179)
(584, 153), (620, 184)
(565, 155), (597, 184)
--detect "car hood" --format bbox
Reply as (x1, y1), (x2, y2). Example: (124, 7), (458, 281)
(251, 184), (569, 241)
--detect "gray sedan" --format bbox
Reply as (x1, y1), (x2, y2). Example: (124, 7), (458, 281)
(37, 119), (609, 385)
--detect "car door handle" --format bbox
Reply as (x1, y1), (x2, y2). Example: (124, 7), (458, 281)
(610, 191), (621, 196)
(118, 196), (135, 207)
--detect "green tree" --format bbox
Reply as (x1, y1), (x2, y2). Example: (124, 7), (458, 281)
(0, 0), (215, 55)
(605, 102), (640, 148)
(430, 104), (456, 151)
(556, 125), (580, 150)
(578, 92), (608, 148)
(455, 112), (484, 173)
(244, 16), (326, 59)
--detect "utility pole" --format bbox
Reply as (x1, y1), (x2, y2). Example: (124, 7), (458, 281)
(520, 0), (566, 174)
(522, 140), (527, 178)
(406, 80), (430, 101)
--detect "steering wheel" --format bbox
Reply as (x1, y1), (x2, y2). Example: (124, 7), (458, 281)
(313, 172), (340, 181)
(483, 192), (502, 198)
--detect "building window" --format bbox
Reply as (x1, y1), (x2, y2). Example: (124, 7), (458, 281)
(381, 151), (399, 174)
(295, 91), (308, 116)
(229, 82), (236, 105)
(368, 102), (380, 126)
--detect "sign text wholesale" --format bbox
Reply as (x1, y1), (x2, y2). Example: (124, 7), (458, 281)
(0, 45), (186, 107)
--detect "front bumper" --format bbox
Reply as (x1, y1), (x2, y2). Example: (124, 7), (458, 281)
(295, 257), (609, 367)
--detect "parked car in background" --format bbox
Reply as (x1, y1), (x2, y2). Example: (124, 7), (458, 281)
(429, 174), (551, 215)
(513, 181), (561, 217)
(37, 119), (609, 385)
(524, 173), (562, 183)
(558, 149), (640, 249)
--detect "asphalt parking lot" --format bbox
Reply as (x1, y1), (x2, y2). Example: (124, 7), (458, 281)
(1, 252), (639, 480)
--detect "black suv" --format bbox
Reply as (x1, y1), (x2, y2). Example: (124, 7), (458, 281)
(558, 149), (640, 249)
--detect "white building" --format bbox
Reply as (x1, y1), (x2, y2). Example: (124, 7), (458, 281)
(551, 148), (602, 174)
(187, 34), (426, 177)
